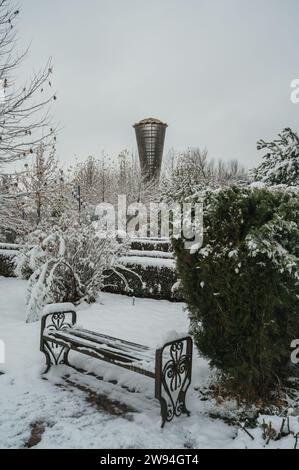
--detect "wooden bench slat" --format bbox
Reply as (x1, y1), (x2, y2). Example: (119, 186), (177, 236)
(67, 328), (155, 362)
(56, 329), (153, 363)
(43, 333), (155, 378)
(50, 331), (147, 363)
(44, 330), (155, 374)
(78, 328), (150, 351)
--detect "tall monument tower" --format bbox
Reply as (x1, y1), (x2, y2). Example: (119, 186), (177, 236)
(133, 117), (168, 182)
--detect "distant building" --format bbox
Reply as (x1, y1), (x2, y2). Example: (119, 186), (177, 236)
(133, 117), (168, 182)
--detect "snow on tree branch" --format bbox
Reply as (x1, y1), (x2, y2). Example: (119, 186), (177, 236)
(252, 128), (299, 186)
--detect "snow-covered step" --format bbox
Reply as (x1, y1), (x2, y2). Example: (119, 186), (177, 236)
(121, 255), (175, 269)
(128, 249), (174, 259)
(0, 242), (20, 251)
(0, 249), (19, 257)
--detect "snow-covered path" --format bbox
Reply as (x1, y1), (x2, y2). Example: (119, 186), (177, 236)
(0, 277), (298, 449)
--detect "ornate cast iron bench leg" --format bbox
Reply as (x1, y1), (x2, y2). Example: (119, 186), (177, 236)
(40, 309), (77, 373)
(155, 336), (193, 428)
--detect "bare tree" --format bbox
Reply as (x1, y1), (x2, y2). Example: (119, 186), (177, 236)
(0, 1), (56, 237)
(116, 149), (159, 205)
(72, 155), (103, 205)
(161, 147), (247, 201)
(18, 143), (59, 225)
(0, 2), (55, 168)
(72, 154), (117, 206)
(0, 172), (20, 237)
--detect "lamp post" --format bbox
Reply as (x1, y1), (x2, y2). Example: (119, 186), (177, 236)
(72, 184), (88, 222)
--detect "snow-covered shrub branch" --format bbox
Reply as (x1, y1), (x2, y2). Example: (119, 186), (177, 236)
(16, 219), (130, 322)
(252, 128), (299, 186)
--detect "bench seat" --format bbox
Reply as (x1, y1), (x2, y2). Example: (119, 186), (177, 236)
(43, 327), (156, 377)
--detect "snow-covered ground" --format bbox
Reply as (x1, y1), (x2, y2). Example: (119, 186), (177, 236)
(0, 276), (298, 449)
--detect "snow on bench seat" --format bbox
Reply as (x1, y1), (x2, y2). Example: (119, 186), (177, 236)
(44, 327), (156, 376)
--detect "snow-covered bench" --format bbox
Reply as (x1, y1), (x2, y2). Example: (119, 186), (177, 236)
(40, 303), (193, 427)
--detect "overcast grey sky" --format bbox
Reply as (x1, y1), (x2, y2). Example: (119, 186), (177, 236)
(18, 0), (299, 168)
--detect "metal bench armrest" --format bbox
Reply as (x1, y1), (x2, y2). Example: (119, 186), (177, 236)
(40, 309), (77, 352)
(155, 336), (193, 427)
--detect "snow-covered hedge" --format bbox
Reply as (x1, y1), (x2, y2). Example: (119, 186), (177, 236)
(0, 243), (20, 276)
(130, 238), (172, 253)
(0, 250), (16, 277)
(173, 184), (299, 401)
(104, 255), (182, 301)
(1, 238), (180, 303)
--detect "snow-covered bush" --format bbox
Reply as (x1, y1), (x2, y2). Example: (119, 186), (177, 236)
(16, 220), (130, 322)
(0, 250), (17, 277)
(105, 256), (181, 301)
(173, 185), (299, 401)
(15, 228), (48, 280)
(252, 128), (299, 186)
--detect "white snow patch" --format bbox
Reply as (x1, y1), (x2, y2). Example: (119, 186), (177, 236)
(156, 330), (190, 349)
(250, 181), (266, 189)
(43, 303), (76, 315)
(121, 256), (175, 269)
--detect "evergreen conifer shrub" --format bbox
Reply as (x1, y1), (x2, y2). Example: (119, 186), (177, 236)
(173, 185), (299, 400)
